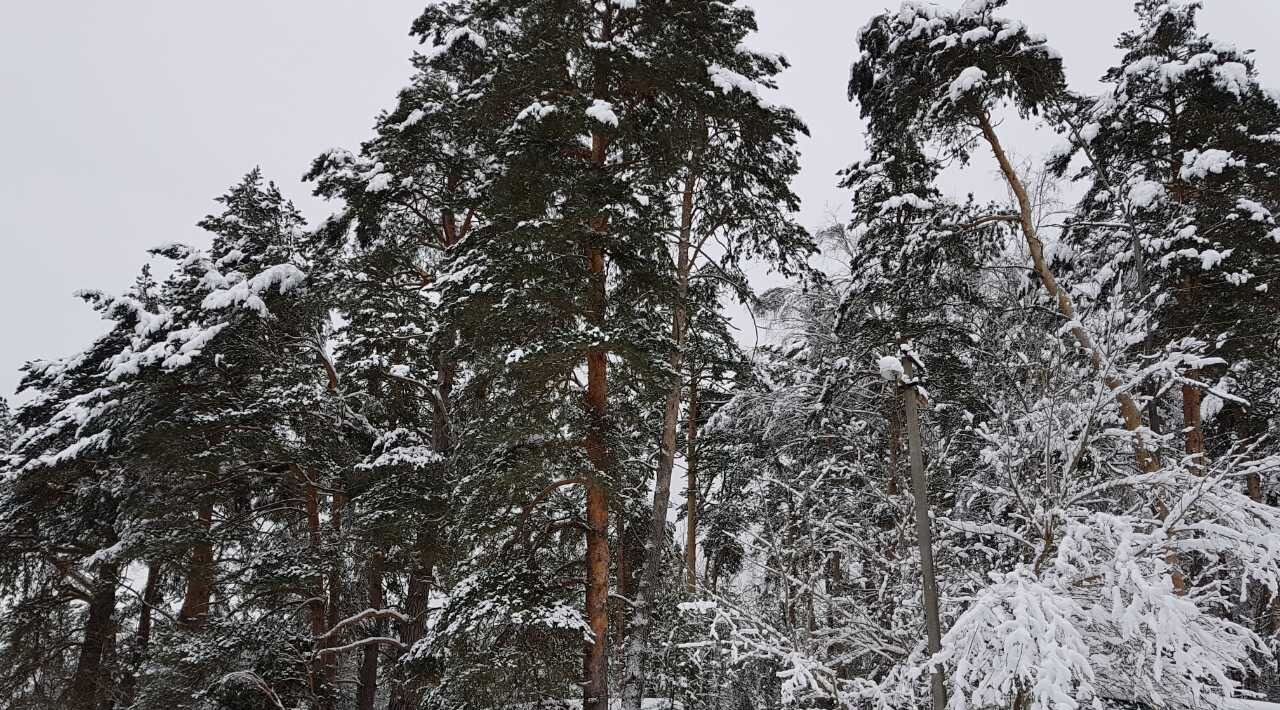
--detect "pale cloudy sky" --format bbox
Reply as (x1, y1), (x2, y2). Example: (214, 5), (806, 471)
(3, 1), (1279, 402)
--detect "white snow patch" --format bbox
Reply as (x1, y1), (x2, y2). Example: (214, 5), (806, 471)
(366, 173), (394, 193)
(585, 99), (619, 127)
(398, 109), (425, 130)
(1180, 149), (1244, 180)
(1128, 180), (1166, 210)
(878, 355), (905, 382)
(949, 66), (988, 102)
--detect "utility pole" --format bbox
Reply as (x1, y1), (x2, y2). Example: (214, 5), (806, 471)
(901, 344), (947, 709)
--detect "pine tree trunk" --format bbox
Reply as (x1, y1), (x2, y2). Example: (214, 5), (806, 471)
(388, 549), (436, 710)
(684, 381), (700, 593)
(390, 326), (454, 710)
(358, 550), (385, 710)
(65, 563), (118, 710)
(178, 502), (214, 630)
(302, 474), (334, 710)
(323, 493), (345, 694)
(976, 111), (1157, 473)
(584, 232), (612, 710)
(119, 561), (161, 707)
(1248, 472), (1264, 503)
(579, 128), (616, 710)
(903, 355), (947, 710)
(580, 11), (618, 703)
(620, 151), (699, 710)
(1182, 372), (1206, 474)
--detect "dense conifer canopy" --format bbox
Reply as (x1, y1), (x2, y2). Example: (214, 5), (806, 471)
(4, 2), (1280, 709)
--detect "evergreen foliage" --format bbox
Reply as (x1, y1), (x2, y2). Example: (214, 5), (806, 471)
(4, 2), (1280, 710)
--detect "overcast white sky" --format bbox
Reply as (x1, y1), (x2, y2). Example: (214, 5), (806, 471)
(3, 1), (1279, 403)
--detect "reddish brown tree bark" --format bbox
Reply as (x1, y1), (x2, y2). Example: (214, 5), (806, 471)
(301, 473), (335, 710)
(583, 228), (612, 710)
(1182, 372), (1206, 474)
(358, 550), (386, 710)
(65, 564), (119, 710)
(684, 380), (700, 593)
(582, 68), (614, 710)
(178, 502), (214, 630)
(120, 561), (162, 707)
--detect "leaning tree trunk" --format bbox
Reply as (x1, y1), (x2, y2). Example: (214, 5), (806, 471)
(980, 110), (1190, 598)
(65, 563), (119, 710)
(977, 111), (1157, 473)
(1055, 99), (1166, 445)
(620, 145), (701, 710)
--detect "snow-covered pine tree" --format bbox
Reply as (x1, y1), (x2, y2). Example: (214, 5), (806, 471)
(673, 130), (1002, 707)
(0, 398), (16, 453)
(373, 2), (814, 707)
(847, 0), (1170, 471)
(306, 43), (498, 706)
(0, 169), (357, 710)
(615, 2), (814, 707)
(130, 171), (355, 710)
(1052, 0), (1280, 494)
(0, 295), (141, 710)
(844, 3), (1280, 708)
(1049, 0), (1280, 694)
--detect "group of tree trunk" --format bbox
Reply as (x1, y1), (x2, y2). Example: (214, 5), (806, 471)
(4, 2), (1280, 710)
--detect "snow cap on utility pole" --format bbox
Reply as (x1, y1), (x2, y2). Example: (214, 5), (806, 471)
(877, 355), (905, 382)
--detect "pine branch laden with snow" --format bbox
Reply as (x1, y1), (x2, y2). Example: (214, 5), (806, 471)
(7, 1), (1280, 709)
(941, 478), (1280, 710)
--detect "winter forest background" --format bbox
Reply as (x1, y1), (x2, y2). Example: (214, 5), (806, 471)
(5, 1), (1280, 709)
